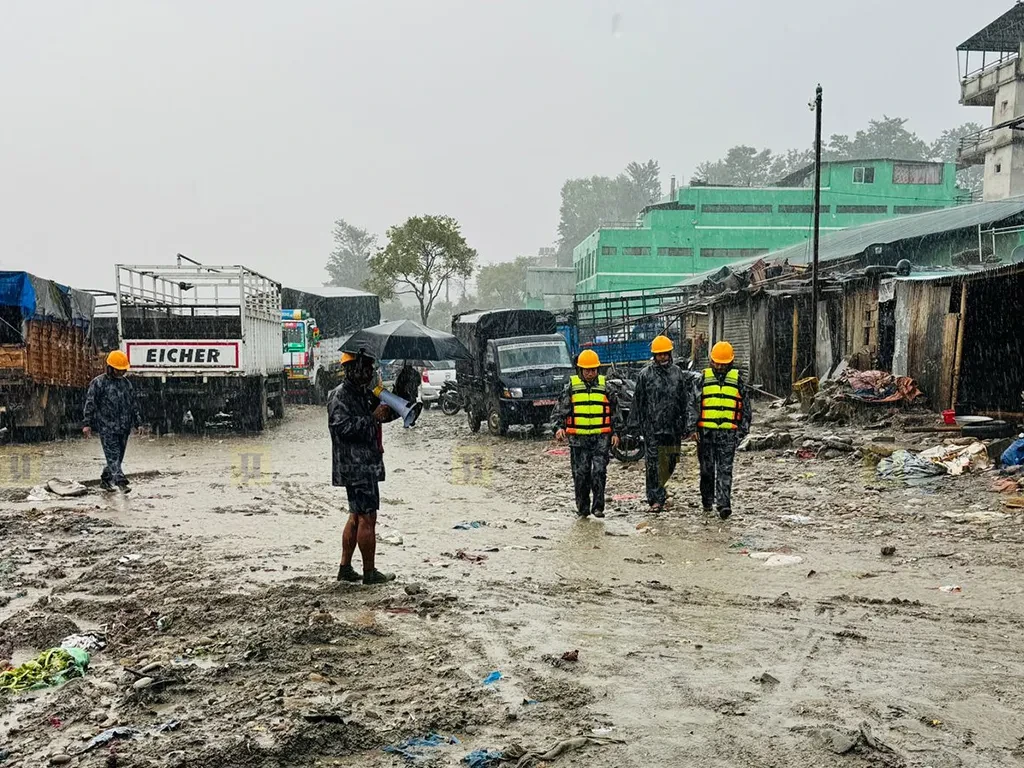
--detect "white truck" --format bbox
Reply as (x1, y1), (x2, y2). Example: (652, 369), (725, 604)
(115, 258), (286, 433)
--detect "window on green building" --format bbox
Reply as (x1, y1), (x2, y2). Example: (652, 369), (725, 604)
(700, 248), (769, 259)
(601, 246), (617, 255)
(837, 205), (887, 214)
(893, 163), (943, 185)
(853, 167), (875, 184)
(658, 247), (693, 257)
(623, 247), (651, 256)
(779, 204), (831, 214)
(893, 205), (943, 215)
(701, 204), (772, 213)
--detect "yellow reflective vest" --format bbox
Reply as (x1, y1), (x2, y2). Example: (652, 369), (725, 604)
(698, 368), (742, 430)
(566, 375), (612, 435)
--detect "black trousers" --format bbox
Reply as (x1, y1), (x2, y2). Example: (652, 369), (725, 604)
(643, 433), (680, 506)
(100, 431), (130, 485)
(569, 435), (610, 515)
(697, 431), (739, 510)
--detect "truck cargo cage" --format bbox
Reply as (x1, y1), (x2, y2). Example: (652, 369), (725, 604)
(571, 287), (696, 364)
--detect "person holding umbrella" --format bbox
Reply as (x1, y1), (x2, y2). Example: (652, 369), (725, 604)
(328, 351), (399, 585)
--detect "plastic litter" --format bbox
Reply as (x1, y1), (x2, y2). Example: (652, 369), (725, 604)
(453, 521), (486, 530)
(749, 552), (804, 567)
(0, 647), (89, 693)
(482, 671), (503, 685)
(118, 554), (143, 564)
(82, 726), (139, 753)
(462, 749), (504, 768)
(1001, 438), (1024, 468)
(379, 531), (404, 546)
(877, 450), (946, 483)
(45, 478), (88, 498)
(918, 441), (990, 476)
(780, 514), (814, 525)
(60, 634), (106, 653)
(25, 485), (50, 502)
(939, 585), (962, 594)
(383, 733), (459, 762)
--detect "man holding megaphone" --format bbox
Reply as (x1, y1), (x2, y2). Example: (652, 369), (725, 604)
(328, 351), (400, 585)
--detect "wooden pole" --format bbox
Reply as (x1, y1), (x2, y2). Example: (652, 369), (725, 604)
(791, 302), (799, 386)
(951, 280), (969, 410)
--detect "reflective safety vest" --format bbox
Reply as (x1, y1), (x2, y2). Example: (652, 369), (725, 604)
(698, 368), (742, 430)
(566, 375), (612, 435)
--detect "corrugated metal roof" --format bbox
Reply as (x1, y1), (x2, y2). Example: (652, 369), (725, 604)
(958, 5), (1024, 52)
(674, 196), (1024, 288)
(286, 285), (377, 298)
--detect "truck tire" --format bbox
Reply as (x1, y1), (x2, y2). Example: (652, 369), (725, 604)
(242, 379), (267, 432)
(961, 420), (1017, 439)
(467, 408), (481, 433)
(487, 402), (507, 437)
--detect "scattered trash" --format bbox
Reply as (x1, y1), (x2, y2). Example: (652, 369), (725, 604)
(25, 485), (50, 502)
(1001, 437), (1024, 468)
(591, 727), (614, 736)
(544, 448), (569, 456)
(561, 649), (579, 662)
(60, 633), (106, 653)
(81, 726), (139, 753)
(133, 676), (154, 690)
(762, 554), (804, 567)
(156, 615), (174, 631)
(379, 531), (404, 546)
(806, 570), (817, 578)
(752, 671), (779, 685)
(118, 554), (143, 564)
(45, 478), (88, 497)
(383, 733), (459, 762)
(542, 649), (579, 668)
(918, 441), (990, 476)
(482, 671), (503, 685)
(404, 583), (424, 596)
(1004, 497), (1024, 509)
(780, 514), (814, 525)
(739, 432), (793, 451)
(795, 448), (815, 460)
(462, 748), (504, 768)
(453, 521), (486, 530)
(877, 450), (946, 483)
(0, 647), (89, 693)
(154, 720), (180, 733)
(939, 585), (962, 594)
(453, 550), (487, 563)
(522, 698), (538, 705)
(927, 718), (942, 727)
(880, 545), (896, 557)
(503, 735), (624, 766)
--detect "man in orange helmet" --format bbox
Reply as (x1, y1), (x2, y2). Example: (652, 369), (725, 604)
(630, 335), (689, 513)
(83, 350), (142, 492)
(687, 341), (751, 520)
(554, 349), (621, 518)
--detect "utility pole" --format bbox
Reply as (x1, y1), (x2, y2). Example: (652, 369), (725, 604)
(810, 84), (823, 365)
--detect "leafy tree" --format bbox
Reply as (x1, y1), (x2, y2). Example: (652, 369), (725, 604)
(325, 219), (376, 289)
(366, 215), (477, 325)
(691, 146), (810, 186)
(824, 116), (930, 161)
(555, 160), (661, 263)
(476, 256), (537, 308)
(931, 122), (985, 198)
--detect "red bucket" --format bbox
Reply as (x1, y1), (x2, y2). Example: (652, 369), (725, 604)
(942, 409), (956, 426)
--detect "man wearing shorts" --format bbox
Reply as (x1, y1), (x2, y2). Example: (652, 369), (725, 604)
(328, 351), (397, 585)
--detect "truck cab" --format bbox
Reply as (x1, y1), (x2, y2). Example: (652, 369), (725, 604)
(281, 309), (322, 402)
(453, 309), (573, 437)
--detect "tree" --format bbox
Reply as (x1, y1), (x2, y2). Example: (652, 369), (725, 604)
(824, 116), (929, 161)
(556, 160), (661, 263)
(324, 219), (377, 289)
(366, 215), (478, 325)
(477, 256), (537, 308)
(931, 122), (985, 198)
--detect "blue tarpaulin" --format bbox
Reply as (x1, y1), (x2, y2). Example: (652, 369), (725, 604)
(0, 271), (95, 327)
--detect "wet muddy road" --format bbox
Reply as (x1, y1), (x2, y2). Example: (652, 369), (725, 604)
(2, 405), (1024, 767)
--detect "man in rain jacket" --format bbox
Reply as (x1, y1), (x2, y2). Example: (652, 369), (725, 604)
(553, 349), (622, 518)
(630, 335), (689, 513)
(686, 341), (752, 520)
(83, 350), (142, 492)
(328, 351), (399, 585)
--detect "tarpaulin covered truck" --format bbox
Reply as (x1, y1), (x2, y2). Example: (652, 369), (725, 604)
(0, 271), (103, 439)
(280, 286), (381, 398)
(116, 260), (285, 432)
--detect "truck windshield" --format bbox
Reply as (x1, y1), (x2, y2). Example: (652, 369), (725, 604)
(497, 342), (571, 374)
(282, 323), (305, 351)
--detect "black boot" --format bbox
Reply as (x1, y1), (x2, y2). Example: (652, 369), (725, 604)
(718, 507), (732, 520)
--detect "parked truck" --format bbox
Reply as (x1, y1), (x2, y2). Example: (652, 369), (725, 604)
(452, 308), (574, 436)
(0, 271), (103, 439)
(281, 309), (322, 402)
(280, 286), (381, 398)
(116, 259), (285, 433)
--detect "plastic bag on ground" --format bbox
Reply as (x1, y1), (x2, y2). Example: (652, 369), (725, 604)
(1001, 438), (1024, 468)
(877, 450), (946, 483)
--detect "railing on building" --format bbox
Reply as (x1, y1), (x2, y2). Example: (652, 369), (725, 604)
(960, 48), (1019, 82)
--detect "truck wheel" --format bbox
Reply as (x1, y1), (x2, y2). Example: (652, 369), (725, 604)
(467, 409), (481, 433)
(243, 380), (267, 432)
(487, 404), (507, 437)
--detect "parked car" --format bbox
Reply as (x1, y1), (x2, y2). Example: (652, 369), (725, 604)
(418, 360), (456, 405)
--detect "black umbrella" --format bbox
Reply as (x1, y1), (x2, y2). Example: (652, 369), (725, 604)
(341, 319), (471, 361)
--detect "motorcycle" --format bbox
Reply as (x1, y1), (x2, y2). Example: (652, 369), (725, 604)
(607, 377), (644, 463)
(439, 381), (462, 416)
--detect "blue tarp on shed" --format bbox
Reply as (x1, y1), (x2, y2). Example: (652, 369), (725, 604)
(0, 271), (96, 327)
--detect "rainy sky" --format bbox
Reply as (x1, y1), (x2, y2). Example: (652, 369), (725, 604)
(0, 0), (1012, 290)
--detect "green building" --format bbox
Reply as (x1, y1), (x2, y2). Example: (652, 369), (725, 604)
(573, 159), (968, 294)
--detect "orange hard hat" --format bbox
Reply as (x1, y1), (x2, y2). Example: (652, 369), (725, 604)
(711, 341), (735, 365)
(650, 335), (674, 354)
(106, 350), (130, 371)
(341, 352), (357, 365)
(576, 349), (601, 369)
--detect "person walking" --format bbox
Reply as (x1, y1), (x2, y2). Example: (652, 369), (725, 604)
(554, 349), (621, 518)
(630, 335), (688, 514)
(328, 351), (399, 585)
(688, 341), (751, 520)
(83, 350), (142, 492)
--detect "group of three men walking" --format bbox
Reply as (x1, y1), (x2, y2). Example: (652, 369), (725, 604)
(554, 334), (750, 520)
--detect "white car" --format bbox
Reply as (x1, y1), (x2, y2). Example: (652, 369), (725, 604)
(418, 360), (456, 405)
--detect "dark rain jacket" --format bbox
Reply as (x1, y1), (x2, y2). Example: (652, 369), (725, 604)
(686, 366), (753, 439)
(83, 374), (142, 435)
(328, 379), (385, 486)
(629, 361), (689, 438)
(552, 375), (624, 446)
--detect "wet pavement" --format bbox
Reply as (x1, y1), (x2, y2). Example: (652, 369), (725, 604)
(2, 404), (1024, 766)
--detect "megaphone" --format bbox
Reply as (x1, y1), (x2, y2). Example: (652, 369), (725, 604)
(374, 385), (423, 428)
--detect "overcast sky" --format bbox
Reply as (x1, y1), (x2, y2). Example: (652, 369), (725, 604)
(0, 0), (1011, 290)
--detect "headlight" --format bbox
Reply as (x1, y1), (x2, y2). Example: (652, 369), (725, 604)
(505, 388), (523, 398)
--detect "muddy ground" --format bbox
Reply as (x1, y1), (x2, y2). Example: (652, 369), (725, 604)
(2, 403), (1024, 767)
